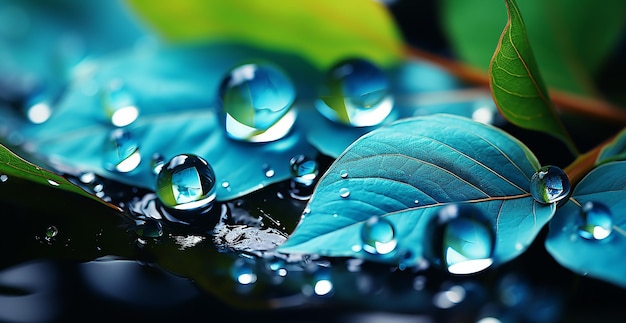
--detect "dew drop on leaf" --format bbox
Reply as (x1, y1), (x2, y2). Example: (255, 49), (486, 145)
(231, 258), (257, 286)
(530, 165), (570, 204)
(150, 153), (165, 175)
(133, 219), (164, 239)
(262, 163), (275, 178)
(218, 62), (296, 142)
(578, 201), (613, 240)
(360, 216), (397, 255)
(432, 204), (495, 275)
(340, 169), (348, 179)
(315, 58), (393, 127)
(339, 187), (350, 198)
(0, 174), (8, 182)
(45, 225), (58, 241)
(101, 79), (139, 127)
(155, 154), (217, 211)
(103, 128), (141, 173)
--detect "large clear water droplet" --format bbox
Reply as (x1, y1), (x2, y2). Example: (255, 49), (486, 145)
(315, 58), (393, 127)
(103, 129), (141, 173)
(433, 204), (494, 274)
(530, 166), (570, 204)
(45, 225), (59, 242)
(361, 216), (397, 255)
(156, 154), (217, 211)
(101, 79), (139, 127)
(218, 62), (296, 142)
(578, 201), (613, 240)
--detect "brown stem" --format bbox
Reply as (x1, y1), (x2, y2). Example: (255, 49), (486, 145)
(403, 45), (626, 125)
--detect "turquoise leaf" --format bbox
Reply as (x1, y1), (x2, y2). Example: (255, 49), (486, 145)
(546, 161), (626, 288)
(278, 114), (555, 269)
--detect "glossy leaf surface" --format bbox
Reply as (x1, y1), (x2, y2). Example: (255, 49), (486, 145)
(596, 128), (626, 165)
(546, 161), (626, 288)
(489, 0), (577, 155)
(0, 144), (120, 211)
(278, 114), (555, 268)
(126, 0), (404, 69)
(441, 0), (626, 96)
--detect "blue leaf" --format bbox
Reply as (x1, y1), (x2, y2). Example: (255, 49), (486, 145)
(545, 161), (626, 288)
(596, 128), (626, 165)
(14, 44), (318, 201)
(278, 114), (555, 269)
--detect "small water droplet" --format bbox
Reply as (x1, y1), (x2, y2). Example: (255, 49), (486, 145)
(431, 204), (494, 274)
(530, 165), (570, 204)
(45, 225), (58, 242)
(262, 163), (275, 178)
(339, 187), (350, 198)
(578, 201), (613, 240)
(101, 79), (139, 127)
(340, 169), (349, 179)
(361, 216), (397, 255)
(79, 172), (96, 184)
(231, 258), (257, 285)
(156, 154), (217, 211)
(133, 219), (164, 238)
(414, 199), (419, 205)
(315, 58), (393, 127)
(218, 62), (296, 142)
(0, 174), (8, 182)
(103, 128), (141, 173)
(47, 179), (60, 186)
(151, 153), (165, 175)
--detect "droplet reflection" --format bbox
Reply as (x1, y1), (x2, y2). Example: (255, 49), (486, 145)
(316, 58), (393, 127)
(578, 201), (613, 240)
(433, 204), (495, 274)
(218, 62), (296, 142)
(103, 129), (141, 173)
(530, 166), (570, 204)
(361, 216), (397, 255)
(155, 154), (217, 211)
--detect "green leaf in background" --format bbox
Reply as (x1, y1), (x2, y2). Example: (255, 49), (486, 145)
(278, 114), (555, 271)
(0, 144), (121, 211)
(546, 161), (626, 288)
(489, 0), (578, 156)
(125, 0), (404, 70)
(440, 0), (626, 96)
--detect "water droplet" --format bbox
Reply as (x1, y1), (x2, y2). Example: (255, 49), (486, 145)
(151, 153), (165, 175)
(414, 199), (419, 205)
(155, 154), (217, 211)
(218, 62), (296, 142)
(103, 128), (141, 173)
(45, 225), (58, 242)
(289, 154), (319, 185)
(101, 79), (139, 127)
(262, 163), (275, 178)
(47, 179), (60, 186)
(79, 172), (96, 184)
(530, 165), (570, 204)
(578, 201), (613, 240)
(339, 187), (351, 198)
(133, 219), (164, 238)
(432, 204), (494, 274)
(221, 181), (230, 189)
(340, 169), (349, 179)
(231, 258), (257, 285)
(315, 58), (393, 127)
(0, 174), (7, 182)
(361, 216), (397, 255)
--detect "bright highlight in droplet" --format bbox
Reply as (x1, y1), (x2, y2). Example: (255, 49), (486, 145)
(111, 105), (139, 127)
(314, 279), (333, 296)
(27, 102), (52, 124)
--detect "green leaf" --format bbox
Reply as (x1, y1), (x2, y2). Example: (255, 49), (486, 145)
(441, 0), (626, 96)
(489, 0), (578, 156)
(278, 114), (555, 269)
(0, 144), (121, 211)
(545, 161), (626, 288)
(125, 0), (404, 70)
